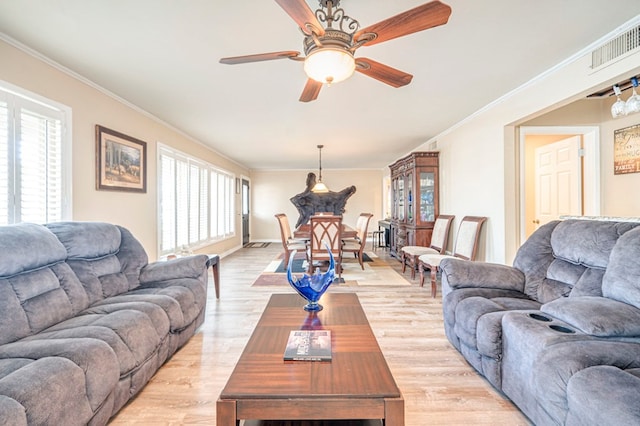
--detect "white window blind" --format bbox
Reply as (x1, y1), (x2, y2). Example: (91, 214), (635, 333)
(0, 83), (71, 225)
(0, 101), (9, 225)
(158, 144), (235, 255)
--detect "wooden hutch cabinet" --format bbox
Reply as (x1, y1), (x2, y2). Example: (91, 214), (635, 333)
(389, 152), (439, 258)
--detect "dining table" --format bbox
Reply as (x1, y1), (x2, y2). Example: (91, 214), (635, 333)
(293, 223), (357, 240)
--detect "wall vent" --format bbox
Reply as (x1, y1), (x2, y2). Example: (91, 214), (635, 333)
(591, 24), (640, 69)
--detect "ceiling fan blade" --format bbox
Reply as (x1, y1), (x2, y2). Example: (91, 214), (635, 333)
(220, 51), (300, 65)
(299, 78), (322, 102)
(355, 58), (413, 88)
(354, 1), (451, 47)
(274, 0), (325, 35)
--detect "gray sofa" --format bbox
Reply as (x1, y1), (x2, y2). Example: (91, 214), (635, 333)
(440, 218), (640, 425)
(0, 221), (210, 425)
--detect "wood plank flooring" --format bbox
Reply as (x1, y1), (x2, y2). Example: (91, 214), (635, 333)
(109, 244), (530, 425)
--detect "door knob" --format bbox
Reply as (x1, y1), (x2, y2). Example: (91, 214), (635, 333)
(533, 219), (540, 224)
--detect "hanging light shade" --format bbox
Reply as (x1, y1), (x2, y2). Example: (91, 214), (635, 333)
(312, 144), (330, 193)
(304, 47), (356, 85)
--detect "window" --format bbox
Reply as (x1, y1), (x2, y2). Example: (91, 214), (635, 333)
(158, 144), (235, 255)
(0, 81), (72, 225)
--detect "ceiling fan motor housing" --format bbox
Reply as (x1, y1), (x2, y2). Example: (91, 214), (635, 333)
(303, 28), (352, 55)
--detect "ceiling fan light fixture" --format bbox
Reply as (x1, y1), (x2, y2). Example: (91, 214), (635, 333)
(304, 47), (355, 85)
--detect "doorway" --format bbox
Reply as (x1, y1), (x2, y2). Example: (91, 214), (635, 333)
(519, 126), (601, 242)
(242, 178), (250, 246)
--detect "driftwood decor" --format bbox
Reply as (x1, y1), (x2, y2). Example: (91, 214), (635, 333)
(290, 173), (356, 228)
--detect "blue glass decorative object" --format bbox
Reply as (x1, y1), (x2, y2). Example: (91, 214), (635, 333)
(286, 245), (335, 311)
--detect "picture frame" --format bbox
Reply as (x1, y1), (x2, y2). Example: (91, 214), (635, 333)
(614, 123), (640, 175)
(96, 125), (147, 192)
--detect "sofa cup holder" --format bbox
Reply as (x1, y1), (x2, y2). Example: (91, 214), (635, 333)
(549, 324), (575, 334)
(529, 313), (552, 322)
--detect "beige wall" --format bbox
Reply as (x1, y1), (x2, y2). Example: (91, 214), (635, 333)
(413, 48), (640, 264)
(250, 169), (384, 242)
(1, 40), (249, 260)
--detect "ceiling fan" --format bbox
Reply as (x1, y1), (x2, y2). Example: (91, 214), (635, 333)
(220, 0), (452, 102)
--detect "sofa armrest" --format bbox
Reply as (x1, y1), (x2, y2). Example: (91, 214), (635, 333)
(541, 296), (640, 337)
(440, 258), (525, 292)
(139, 254), (210, 284)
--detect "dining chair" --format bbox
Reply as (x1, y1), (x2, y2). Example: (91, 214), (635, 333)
(418, 216), (487, 297)
(307, 214), (343, 279)
(400, 215), (455, 279)
(275, 213), (307, 263)
(342, 213), (373, 270)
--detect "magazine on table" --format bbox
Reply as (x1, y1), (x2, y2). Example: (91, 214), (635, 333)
(283, 330), (332, 361)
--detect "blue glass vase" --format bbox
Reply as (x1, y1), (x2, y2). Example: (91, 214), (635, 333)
(286, 245), (335, 311)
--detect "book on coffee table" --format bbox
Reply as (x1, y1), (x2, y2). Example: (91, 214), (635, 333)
(284, 330), (332, 361)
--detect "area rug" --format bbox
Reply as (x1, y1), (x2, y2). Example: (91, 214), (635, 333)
(244, 242), (271, 248)
(252, 252), (411, 287)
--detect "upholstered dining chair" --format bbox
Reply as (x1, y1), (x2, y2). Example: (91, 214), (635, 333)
(418, 216), (487, 297)
(308, 214), (343, 279)
(400, 215), (455, 279)
(275, 213), (307, 263)
(342, 213), (373, 270)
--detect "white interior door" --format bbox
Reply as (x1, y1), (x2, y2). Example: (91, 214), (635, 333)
(534, 135), (582, 228)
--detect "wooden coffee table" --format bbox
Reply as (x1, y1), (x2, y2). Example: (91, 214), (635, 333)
(217, 293), (404, 425)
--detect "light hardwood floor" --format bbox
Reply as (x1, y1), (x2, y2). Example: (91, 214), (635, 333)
(109, 244), (530, 425)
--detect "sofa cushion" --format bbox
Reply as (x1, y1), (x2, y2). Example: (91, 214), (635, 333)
(602, 226), (640, 309)
(542, 296), (640, 337)
(513, 220), (559, 300)
(115, 225), (148, 290)
(0, 338), (119, 414)
(0, 394), (27, 426)
(27, 309), (168, 377)
(47, 222), (140, 304)
(0, 357), (93, 426)
(45, 221), (121, 260)
(0, 223), (67, 277)
(550, 220), (639, 269)
(0, 224), (89, 345)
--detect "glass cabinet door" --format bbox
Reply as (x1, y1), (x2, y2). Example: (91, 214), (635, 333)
(391, 178), (398, 219)
(406, 172), (413, 223)
(398, 178), (404, 221)
(419, 171), (435, 223)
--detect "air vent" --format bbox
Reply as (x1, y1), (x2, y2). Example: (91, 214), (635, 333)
(591, 24), (640, 69)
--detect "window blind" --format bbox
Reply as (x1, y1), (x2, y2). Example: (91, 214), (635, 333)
(158, 144), (235, 255)
(0, 85), (70, 226)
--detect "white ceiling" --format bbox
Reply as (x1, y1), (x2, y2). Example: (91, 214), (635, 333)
(1, 1), (640, 170)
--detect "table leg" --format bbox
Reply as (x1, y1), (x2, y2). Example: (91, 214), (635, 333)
(384, 397), (405, 426)
(216, 399), (237, 426)
(212, 262), (220, 299)
(208, 255), (220, 299)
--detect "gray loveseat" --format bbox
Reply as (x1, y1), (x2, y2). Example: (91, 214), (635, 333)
(0, 221), (210, 425)
(440, 218), (640, 425)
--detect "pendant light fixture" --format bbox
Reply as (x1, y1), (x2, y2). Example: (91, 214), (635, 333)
(312, 144), (330, 193)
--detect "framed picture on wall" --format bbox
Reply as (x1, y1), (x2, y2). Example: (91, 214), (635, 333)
(96, 125), (147, 192)
(614, 123), (640, 175)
